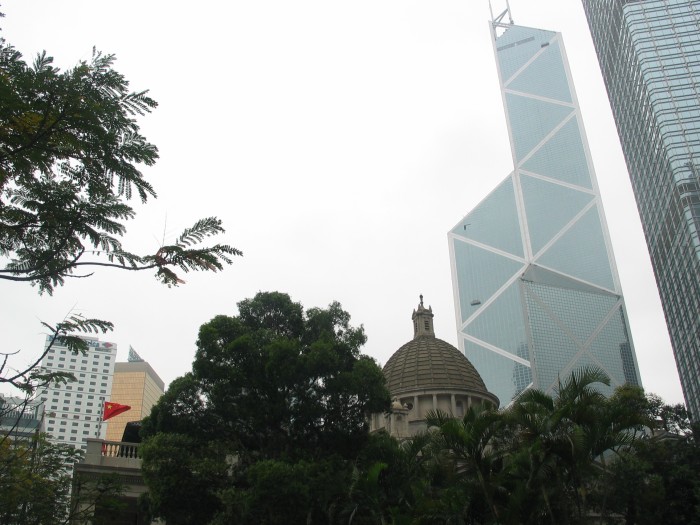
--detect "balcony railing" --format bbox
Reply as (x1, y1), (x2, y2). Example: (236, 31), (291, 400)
(83, 438), (142, 468)
(101, 440), (141, 459)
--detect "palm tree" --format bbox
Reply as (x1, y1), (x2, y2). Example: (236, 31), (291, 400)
(502, 366), (648, 524)
(426, 405), (505, 523)
(501, 387), (566, 524)
(416, 368), (653, 524)
(345, 431), (435, 524)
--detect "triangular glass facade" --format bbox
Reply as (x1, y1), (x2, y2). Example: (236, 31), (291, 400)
(449, 23), (641, 406)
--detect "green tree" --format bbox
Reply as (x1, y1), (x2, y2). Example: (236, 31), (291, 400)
(423, 367), (652, 525)
(0, 35), (240, 294)
(499, 367), (617, 524)
(0, 16), (241, 523)
(140, 292), (391, 524)
(0, 432), (122, 525)
(497, 368), (656, 525)
(339, 429), (477, 524)
(427, 405), (505, 524)
(0, 16), (241, 399)
(593, 393), (700, 525)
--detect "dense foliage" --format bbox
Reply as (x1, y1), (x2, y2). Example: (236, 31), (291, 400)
(0, 432), (122, 524)
(347, 369), (700, 525)
(140, 292), (391, 524)
(143, 348), (699, 524)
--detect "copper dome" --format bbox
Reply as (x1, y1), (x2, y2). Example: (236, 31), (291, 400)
(383, 335), (491, 396)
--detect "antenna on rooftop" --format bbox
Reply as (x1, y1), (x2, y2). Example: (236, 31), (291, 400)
(489, 0), (514, 27)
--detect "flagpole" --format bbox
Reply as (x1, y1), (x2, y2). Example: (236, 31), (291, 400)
(97, 402), (104, 440)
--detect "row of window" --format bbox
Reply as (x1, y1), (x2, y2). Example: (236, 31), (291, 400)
(48, 348), (112, 360)
(41, 382), (110, 395)
(48, 406), (99, 413)
(41, 390), (109, 404)
(44, 392), (101, 400)
(47, 356), (109, 364)
(44, 363), (112, 373)
(47, 416), (95, 424)
(47, 425), (96, 430)
(47, 430), (93, 435)
(48, 388), (108, 395)
(53, 384), (109, 395)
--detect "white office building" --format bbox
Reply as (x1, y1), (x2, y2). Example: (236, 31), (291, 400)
(37, 336), (117, 450)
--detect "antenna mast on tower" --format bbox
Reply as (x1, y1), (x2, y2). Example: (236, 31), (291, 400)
(489, 0), (514, 28)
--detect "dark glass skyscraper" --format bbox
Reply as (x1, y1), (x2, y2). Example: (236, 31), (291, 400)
(581, 0), (700, 418)
(448, 13), (641, 406)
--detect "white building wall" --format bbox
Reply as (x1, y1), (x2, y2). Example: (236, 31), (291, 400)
(37, 336), (117, 451)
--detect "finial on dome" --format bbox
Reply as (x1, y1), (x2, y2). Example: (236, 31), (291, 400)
(412, 296), (435, 339)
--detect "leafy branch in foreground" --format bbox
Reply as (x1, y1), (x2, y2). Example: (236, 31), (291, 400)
(1, 314), (113, 394)
(103, 216), (243, 287)
(1, 214), (242, 290)
(0, 35), (241, 294)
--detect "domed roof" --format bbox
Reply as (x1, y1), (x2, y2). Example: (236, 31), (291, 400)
(383, 335), (490, 395)
(382, 297), (494, 399)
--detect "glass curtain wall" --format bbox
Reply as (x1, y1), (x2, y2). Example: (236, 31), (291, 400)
(581, 0), (700, 418)
(449, 20), (641, 405)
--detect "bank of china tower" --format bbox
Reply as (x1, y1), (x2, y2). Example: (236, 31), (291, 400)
(449, 13), (642, 406)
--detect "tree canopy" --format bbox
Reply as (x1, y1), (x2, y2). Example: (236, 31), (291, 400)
(0, 432), (123, 525)
(140, 292), (391, 524)
(348, 369), (700, 525)
(140, 308), (699, 525)
(0, 32), (240, 294)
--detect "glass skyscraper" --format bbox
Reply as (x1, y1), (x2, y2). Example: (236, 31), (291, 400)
(448, 13), (641, 405)
(581, 0), (700, 418)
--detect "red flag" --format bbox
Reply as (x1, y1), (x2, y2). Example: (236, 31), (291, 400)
(103, 402), (131, 421)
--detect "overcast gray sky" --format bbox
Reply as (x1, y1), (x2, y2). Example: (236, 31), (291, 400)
(1, 0), (685, 405)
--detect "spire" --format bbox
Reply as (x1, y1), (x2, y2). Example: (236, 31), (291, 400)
(412, 295), (435, 339)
